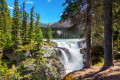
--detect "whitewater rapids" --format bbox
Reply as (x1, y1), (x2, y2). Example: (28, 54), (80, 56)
(53, 39), (85, 74)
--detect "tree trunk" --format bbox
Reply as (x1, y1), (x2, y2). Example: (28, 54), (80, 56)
(102, 0), (114, 70)
(85, 0), (92, 68)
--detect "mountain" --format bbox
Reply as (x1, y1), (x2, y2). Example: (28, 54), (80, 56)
(40, 23), (49, 27)
(40, 22), (55, 27)
(40, 20), (71, 28)
(51, 20), (71, 28)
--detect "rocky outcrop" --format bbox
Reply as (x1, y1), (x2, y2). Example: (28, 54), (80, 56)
(80, 48), (86, 65)
(77, 40), (85, 48)
(77, 40), (86, 65)
(54, 49), (62, 56)
(42, 46), (66, 79)
(55, 47), (72, 61)
(61, 48), (72, 61)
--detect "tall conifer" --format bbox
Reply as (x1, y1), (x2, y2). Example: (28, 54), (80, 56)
(47, 25), (52, 44)
(12, 0), (21, 48)
(22, 2), (28, 42)
(35, 14), (43, 48)
(28, 6), (35, 42)
(0, 0), (12, 57)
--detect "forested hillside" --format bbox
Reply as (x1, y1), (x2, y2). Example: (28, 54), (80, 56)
(0, 0), (65, 80)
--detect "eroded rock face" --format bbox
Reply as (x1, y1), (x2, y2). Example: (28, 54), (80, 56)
(77, 40), (85, 48)
(80, 48), (86, 65)
(77, 40), (86, 65)
(42, 46), (66, 79)
(55, 47), (72, 61)
(61, 48), (72, 61)
(80, 48), (86, 55)
(77, 41), (83, 48)
(54, 49), (62, 57)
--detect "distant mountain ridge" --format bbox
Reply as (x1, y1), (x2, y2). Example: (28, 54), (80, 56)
(40, 22), (55, 27)
(51, 20), (71, 28)
(40, 20), (71, 28)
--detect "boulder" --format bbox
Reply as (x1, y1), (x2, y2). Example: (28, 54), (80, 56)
(77, 40), (85, 48)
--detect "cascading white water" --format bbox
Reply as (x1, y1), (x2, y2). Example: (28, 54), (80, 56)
(53, 39), (85, 74)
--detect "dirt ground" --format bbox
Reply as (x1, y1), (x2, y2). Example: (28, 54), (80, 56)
(63, 61), (120, 80)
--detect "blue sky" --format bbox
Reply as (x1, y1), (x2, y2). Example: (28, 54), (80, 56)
(6, 0), (66, 23)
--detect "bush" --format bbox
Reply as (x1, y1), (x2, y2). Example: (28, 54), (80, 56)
(91, 45), (104, 65)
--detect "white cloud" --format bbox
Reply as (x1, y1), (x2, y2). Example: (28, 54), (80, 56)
(8, 5), (21, 9)
(60, 13), (63, 16)
(48, 0), (51, 2)
(8, 6), (14, 9)
(26, 1), (33, 4)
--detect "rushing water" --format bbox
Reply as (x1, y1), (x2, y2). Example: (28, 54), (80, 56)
(53, 39), (85, 74)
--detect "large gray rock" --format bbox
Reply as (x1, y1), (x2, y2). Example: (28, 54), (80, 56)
(61, 48), (72, 62)
(42, 47), (66, 79)
(80, 48), (86, 65)
(77, 40), (85, 48)
(54, 47), (72, 62)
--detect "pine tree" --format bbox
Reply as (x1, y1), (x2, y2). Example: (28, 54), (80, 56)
(47, 25), (52, 44)
(0, 0), (11, 41)
(102, 0), (114, 70)
(20, 4), (23, 21)
(22, 2), (28, 42)
(0, 10), (4, 50)
(0, 0), (12, 56)
(12, 0), (21, 49)
(28, 6), (35, 42)
(35, 14), (43, 48)
(85, 0), (92, 68)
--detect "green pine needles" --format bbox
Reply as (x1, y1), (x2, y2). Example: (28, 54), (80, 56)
(47, 25), (53, 44)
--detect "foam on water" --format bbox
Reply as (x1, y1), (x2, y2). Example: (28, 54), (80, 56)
(53, 39), (85, 74)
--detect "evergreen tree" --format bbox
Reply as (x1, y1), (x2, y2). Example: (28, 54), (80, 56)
(0, 0), (12, 57)
(35, 14), (43, 48)
(22, 2), (28, 42)
(102, 0), (114, 70)
(28, 6), (35, 42)
(85, 0), (92, 68)
(0, 10), (4, 50)
(47, 25), (52, 44)
(0, 0), (12, 42)
(12, 0), (21, 49)
(20, 4), (23, 21)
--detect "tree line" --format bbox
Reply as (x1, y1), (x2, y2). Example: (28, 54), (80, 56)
(0, 0), (52, 58)
(41, 27), (83, 39)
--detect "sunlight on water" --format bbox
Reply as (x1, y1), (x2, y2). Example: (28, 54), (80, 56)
(53, 39), (85, 74)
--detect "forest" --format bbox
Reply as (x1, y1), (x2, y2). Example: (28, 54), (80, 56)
(41, 27), (83, 39)
(0, 0), (120, 80)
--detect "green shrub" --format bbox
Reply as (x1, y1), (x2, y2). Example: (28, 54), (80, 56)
(91, 45), (104, 65)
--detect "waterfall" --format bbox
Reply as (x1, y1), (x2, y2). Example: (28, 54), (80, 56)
(53, 39), (85, 74)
